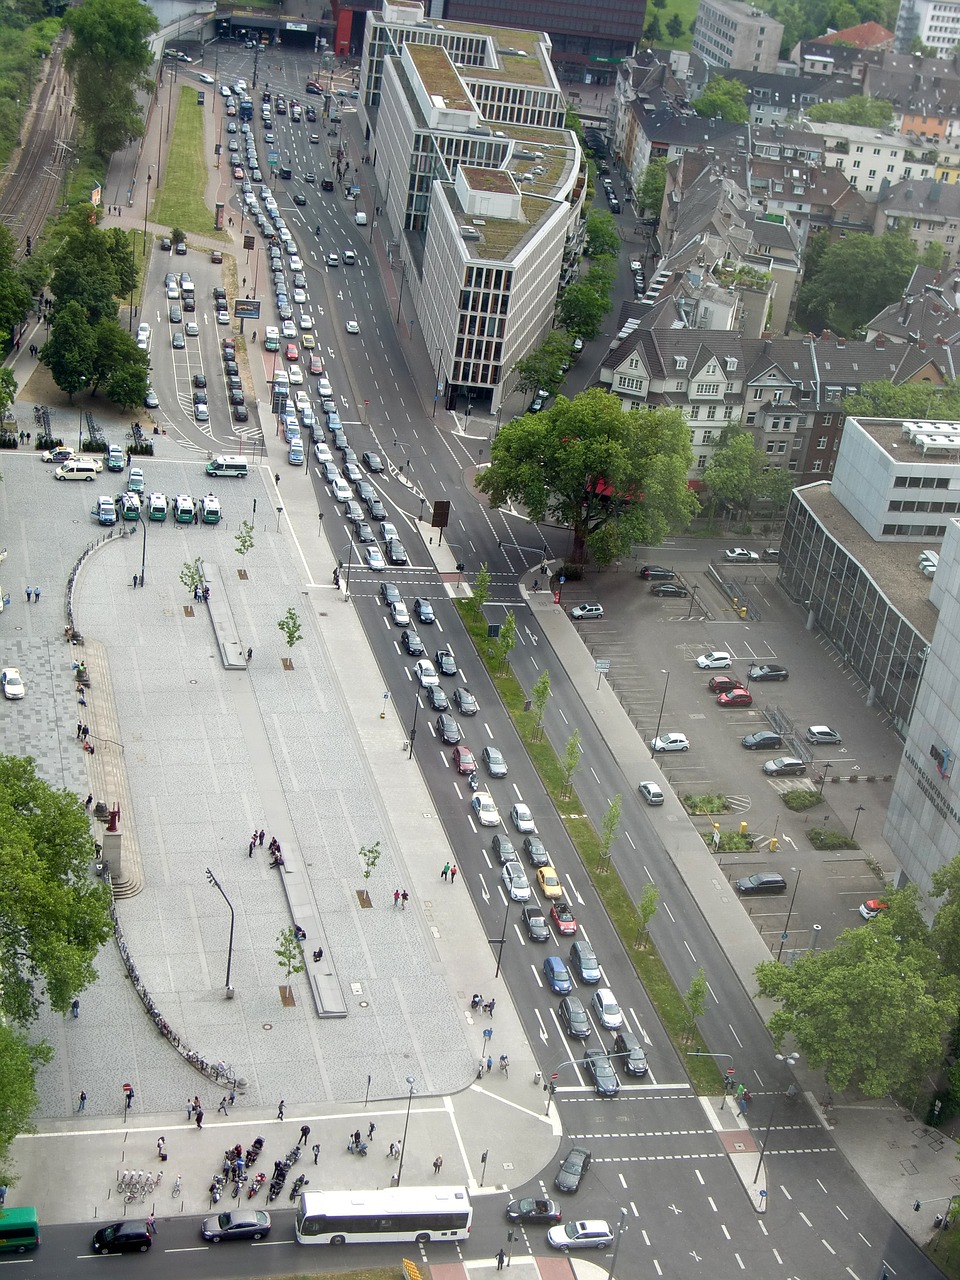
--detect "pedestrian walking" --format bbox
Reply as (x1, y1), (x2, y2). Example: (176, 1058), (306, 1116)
(486, 998), (496, 1017)
(312, 1143), (321, 1165)
(353, 1130), (362, 1148)
(248, 840), (255, 858)
(486, 1056), (493, 1074)
(157, 1136), (165, 1157)
(78, 1090), (87, 1112)
(84, 794), (93, 810)
(433, 1155), (443, 1175)
(450, 865), (457, 883)
(258, 829), (265, 846)
(496, 1249), (506, 1270)
(277, 1099), (285, 1120)
(218, 1096), (228, 1115)
(25, 588), (31, 602)
(441, 862), (450, 880)
(77, 720), (83, 738)
(146, 1214), (157, 1235)
(81, 725), (89, 741)
(229, 1088), (236, 1106)
(299, 1124), (311, 1146)
(193, 1095), (201, 1115)
(393, 888), (401, 908)
(274, 472), (280, 486)
(196, 1109), (204, 1128)
(187, 1099), (194, 1120)
(367, 1122), (376, 1140)
(388, 1141), (397, 1158)
(70, 997), (80, 1018)
(401, 889), (409, 910)
(125, 1087), (135, 1109)
(393, 1141), (401, 1159)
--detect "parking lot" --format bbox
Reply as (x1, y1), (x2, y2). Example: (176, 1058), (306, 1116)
(559, 542), (904, 955)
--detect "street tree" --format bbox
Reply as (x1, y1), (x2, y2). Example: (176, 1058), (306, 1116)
(930, 854), (960, 980)
(512, 330), (574, 396)
(702, 431), (765, 519)
(278, 607), (303, 648)
(0, 369), (17, 422)
(0, 227), (31, 348)
(65, 0), (158, 157)
(357, 841), (382, 881)
(103, 226), (138, 299)
(106, 357), (149, 411)
(496, 610), (517, 676)
(0, 1021), (50, 1167)
(597, 793), (622, 872)
(560, 729), (581, 800)
(634, 881), (660, 949)
(640, 158), (667, 219)
(471, 562), (491, 617)
(556, 282), (608, 341)
(806, 97), (894, 129)
(643, 13), (663, 40)
(531, 669), (551, 741)
(585, 210), (620, 259)
(40, 301), (95, 400)
(797, 226), (918, 336)
(694, 76), (749, 123)
(756, 918), (958, 1096)
(581, 257), (617, 298)
(91, 319), (147, 403)
(235, 520), (255, 559)
(756, 467), (796, 514)
(666, 13), (685, 39)
(275, 925), (305, 992)
(477, 388), (698, 563)
(179, 557), (205, 598)
(0, 754), (112, 1024)
(844, 379), (960, 421)
(49, 218), (124, 326)
(685, 968), (708, 1040)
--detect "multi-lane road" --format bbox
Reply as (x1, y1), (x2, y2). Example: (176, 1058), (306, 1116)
(84, 42), (939, 1280)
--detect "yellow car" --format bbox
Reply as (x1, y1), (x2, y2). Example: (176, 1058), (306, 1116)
(537, 865), (563, 899)
(301, 332), (316, 349)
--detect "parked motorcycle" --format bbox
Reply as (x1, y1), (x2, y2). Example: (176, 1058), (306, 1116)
(248, 1172), (267, 1199)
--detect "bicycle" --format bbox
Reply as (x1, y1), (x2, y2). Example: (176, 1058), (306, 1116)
(172, 1174), (182, 1198)
(499, 1055), (510, 1077)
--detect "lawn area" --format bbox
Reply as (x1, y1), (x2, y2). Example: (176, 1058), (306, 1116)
(644, 0), (699, 47)
(151, 86), (223, 238)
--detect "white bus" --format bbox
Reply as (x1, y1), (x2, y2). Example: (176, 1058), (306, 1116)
(296, 1186), (472, 1246)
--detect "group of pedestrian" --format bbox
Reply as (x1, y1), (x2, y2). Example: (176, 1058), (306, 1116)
(268, 836), (284, 868)
(27, 343), (38, 358)
(440, 863), (458, 882)
(16, 431), (30, 444)
(469, 994), (496, 1016)
(188, 1095), (205, 1127)
(24, 586), (41, 602)
(76, 721), (90, 742)
(248, 828), (266, 857)
(193, 584), (210, 603)
(392, 888), (410, 909)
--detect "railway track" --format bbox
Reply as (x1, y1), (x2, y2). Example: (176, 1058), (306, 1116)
(0, 34), (77, 257)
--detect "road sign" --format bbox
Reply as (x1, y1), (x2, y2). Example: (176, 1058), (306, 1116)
(559, 575), (566, 584)
(595, 659), (611, 672)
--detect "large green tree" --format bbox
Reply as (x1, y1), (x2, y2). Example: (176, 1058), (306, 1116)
(694, 76), (749, 124)
(0, 755), (111, 1024)
(0, 227), (31, 348)
(40, 300), (95, 398)
(806, 96), (894, 128)
(49, 212), (129, 326)
(64, 0), (157, 156)
(585, 209), (620, 259)
(640, 157), (667, 219)
(477, 388), (698, 563)
(512, 330), (574, 396)
(702, 431), (765, 518)
(843, 379), (960, 421)
(756, 905), (957, 1097)
(90, 317), (147, 400)
(797, 227), (919, 336)
(556, 282), (607, 341)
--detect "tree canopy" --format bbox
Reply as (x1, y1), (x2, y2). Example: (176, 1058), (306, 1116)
(640, 158), (667, 220)
(64, 0), (157, 157)
(843, 379), (960, 421)
(585, 209), (620, 259)
(694, 76), (749, 124)
(797, 226), (920, 336)
(512, 330), (574, 397)
(477, 388), (698, 562)
(806, 96), (894, 128)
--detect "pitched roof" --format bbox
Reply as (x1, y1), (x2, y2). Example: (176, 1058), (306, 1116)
(819, 21), (894, 49)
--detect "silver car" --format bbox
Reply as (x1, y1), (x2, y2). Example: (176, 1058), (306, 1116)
(501, 861), (531, 901)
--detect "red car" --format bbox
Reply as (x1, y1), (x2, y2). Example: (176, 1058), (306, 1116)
(232, 166), (244, 180)
(716, 689), (753, 707)
(550, 900), (577, 935)
(452, 745), (476, 775)
(309, 353), (324, 375)
(285, 342), (299, 362)
(708, 675), (744, 694)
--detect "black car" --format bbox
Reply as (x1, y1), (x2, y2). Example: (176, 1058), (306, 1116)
(194, 373), (207, 389)
(523, 835), (549, 867)
(639, 565), (674, 580)
(224, 361), (239, 377)
(387, 539), (408, 565)
(92, 1222), (152, 1254)
(435, 647), (457, 677)
(436, 714), (461, 745)
(741, 730), (783, 751)
(363, 451), (384, 472)
(482, 745), (508, 777)
(401, 629), (424, 656)
(367, 496), (387, 520)
(343, 463), (363, 484)
(293, 191), (307, 205)
(558, 996), (591, 1039)
(355, 522), (375, 544)
(183, 295), (196, 312)
(584, 1048), (620, 1096)
(613, 1029), (648, 1076)
(426, 684), (449, 711)
(159, 237), (172, 251)
(229, 389), (245, 405)
(521, 906), (550, 942)
(453, 687), (478, 715)
(492, 833), (516, 864)
(748, 663), (789, 681)
(233, 405), (249, 422)
(735, 872), (787, 895)
(380, 582), (401, 606)
(555, 1146), (591, 1193)
(193, 389), (207, 405)
(415, 598), (435, 624)
(650, 582), (688, 597)
(506, 1198), (562, 1224)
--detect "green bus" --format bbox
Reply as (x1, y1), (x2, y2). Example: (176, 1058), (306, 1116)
(0, 1207), (39, 1251)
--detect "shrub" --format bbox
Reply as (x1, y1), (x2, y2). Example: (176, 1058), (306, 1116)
(808, 827), (859, 850)
(782, 789), (822, 811)
(684, 793), (730, 814)
(703, 831), (753, 851)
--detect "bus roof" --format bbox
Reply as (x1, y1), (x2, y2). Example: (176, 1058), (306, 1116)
(300, 1186), (469, 1212)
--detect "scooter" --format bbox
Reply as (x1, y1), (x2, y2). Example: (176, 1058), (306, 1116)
(248, 1172), (267, 1199)
(246, 1137), (264, 1167)
(209, 1175), (225, 1203)
(468, 771), (480, 792)
(289, 1173), (309, 1202)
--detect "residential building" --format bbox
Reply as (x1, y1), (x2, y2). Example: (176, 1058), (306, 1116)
(358, 2), (584, 415)
(873, 178), (960, 265)
(817, 20), (895, 51)
(614, 106), (748, 206)
(895, 0), (960, 56)
(691, 0), (784, 73)
(866, 265), (960, 358)
(800, 118), (935, 192)
(722, 69), (839, 128)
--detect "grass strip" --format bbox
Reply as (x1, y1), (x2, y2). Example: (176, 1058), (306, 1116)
(455, 600), (722, 1096)
(152, 85), (226, 239)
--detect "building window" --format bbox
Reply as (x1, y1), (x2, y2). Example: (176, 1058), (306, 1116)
(817, 435), (827, 449)
(811, 459), (822, 472)
(753, 388), (764, 400)
(697, 455), (707, 469)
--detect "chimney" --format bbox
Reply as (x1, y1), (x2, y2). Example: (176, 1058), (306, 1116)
(874, 334), (885, 348)
(836, 337), (846, 348)
(919, 340), (927, 349)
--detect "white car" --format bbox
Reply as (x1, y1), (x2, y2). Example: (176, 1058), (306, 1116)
(510, 802), (536, 833)
(313, 442), (332, 463)
(317, 376), (333, 397)
(390, 601), (410, 627)
(292, 288), (307, 304)
(696, 650), (731, 669)
(197, 72), (215, 84)
(299, 313), (314, 330)
(415, 659), (439, 687)
(1, 668), (24, 700)
(570, 603), (603, 620)
(281, 320), (297, 338)
(547, 1221), (614, 1251)
(591, 987), (623, 1030)
(472, 791), (500, 827)
(345, 319), (360, 334)
(288, 366), (304, 385)
(216, 310), (230, 325)
(724, 547), (759, 563)
(502, 862), (531, 902)
(651, 733), (689, 752)
(365, 546), (385, 571)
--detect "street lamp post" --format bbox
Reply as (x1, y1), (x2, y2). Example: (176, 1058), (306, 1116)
(776, 870), (802, 962)
(819, 761), (831, 794)
(142, 171), (152, 254)
(137, 511), (147, 587)
(394, 1076), (416, 1186)
(852, 805), (865, 839)
(753, 1052), (800, 1183)
(408, 689), (421, 759)
(651, 670), (670, 755)
(205, 867), (236, 994)
(492, 896), (511, 978)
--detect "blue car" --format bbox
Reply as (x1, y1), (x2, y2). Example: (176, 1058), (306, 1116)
(543, 956), (572, 995)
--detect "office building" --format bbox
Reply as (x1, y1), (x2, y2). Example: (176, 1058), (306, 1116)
(691, 0), (784, 73)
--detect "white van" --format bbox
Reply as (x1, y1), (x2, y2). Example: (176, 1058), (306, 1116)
(205, 455), (248, 478)
(55, 458), (103, 481)
(354, 211), (367, 226)
(264, 326), (280, 352)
